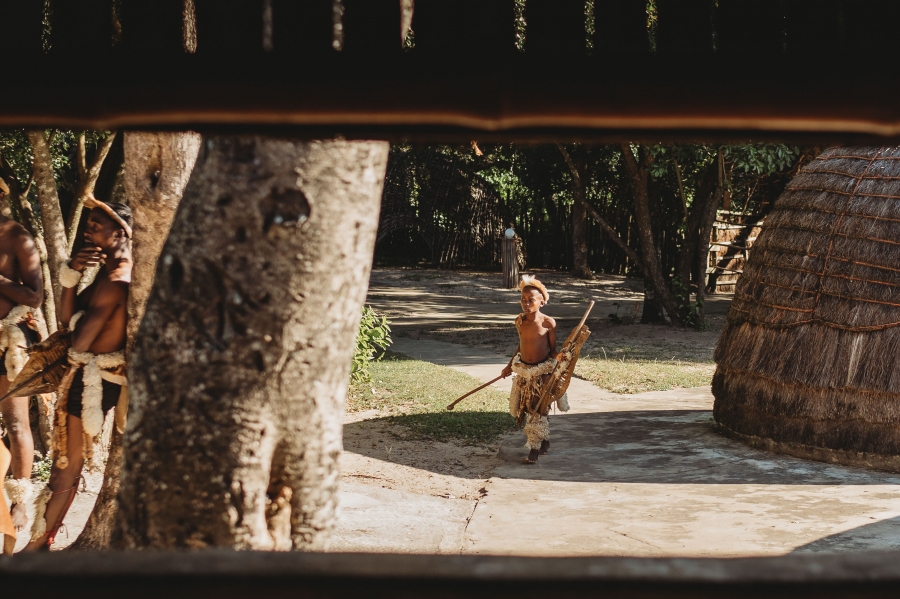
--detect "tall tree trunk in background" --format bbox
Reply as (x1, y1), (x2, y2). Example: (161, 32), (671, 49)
(620, 144), (685, 327)
(27, 130), (67, 327)
(572, 189), (590, 278)
(70, 132), (201, 550)
(675, 155), (719, 329)
(556, 144), (591, 279)
(640, 277), (666, 324)
(693, 150), (726, 327)
(117, 137), (389, 550)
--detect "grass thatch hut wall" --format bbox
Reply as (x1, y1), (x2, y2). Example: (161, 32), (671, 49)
(713, 146), (900, 470)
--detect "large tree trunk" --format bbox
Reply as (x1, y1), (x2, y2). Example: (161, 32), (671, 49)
(117, 137), (389, 550)
(70, 132), (201, 550)
(569, 153), (592, 279)
(620, 144), (684, 327)
(27, 130), (68, 327)
(556, 144), (597, 279)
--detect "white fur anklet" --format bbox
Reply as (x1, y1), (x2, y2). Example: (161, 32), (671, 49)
(59, 263), (83, 288)
(5, 477), (33, 504)
(30, 485), (52, 541)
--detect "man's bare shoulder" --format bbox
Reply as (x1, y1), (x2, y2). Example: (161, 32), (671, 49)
(541, 315), (557, 330)
(0, 219), (34, 244)
(106, 261), (132, 285)
(90, 276), (128, 305)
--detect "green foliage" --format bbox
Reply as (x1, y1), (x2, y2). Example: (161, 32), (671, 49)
(514, 0), (526, 52)
(725, 144), (800, 175)
(672, 275), (705, 330)
(351, 306), (392, 384)
(348, 352), (515, 443)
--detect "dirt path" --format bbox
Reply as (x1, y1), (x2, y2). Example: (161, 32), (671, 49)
(337, 336), (900, 556)
(366, 268), (729, 361)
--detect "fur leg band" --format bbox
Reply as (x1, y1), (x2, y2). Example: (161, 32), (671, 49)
(29, 485), (52, 541)
(5, 477), (33, 504)
(523, 414), (550, 450)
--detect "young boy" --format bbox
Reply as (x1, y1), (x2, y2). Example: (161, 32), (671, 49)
(501, 275), (569, 464)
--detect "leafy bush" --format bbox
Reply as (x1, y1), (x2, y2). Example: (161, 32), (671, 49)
(351, 306), (392, 383)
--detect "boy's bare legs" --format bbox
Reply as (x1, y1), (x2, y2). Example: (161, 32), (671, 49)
(525, 436), (550, 463)
(22, 414), (83, 551)
(0, 387), (34, 532)
(524, 374), (553, 464)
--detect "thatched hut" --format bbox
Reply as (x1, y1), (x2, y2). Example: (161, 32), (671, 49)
(713, 147), (900, 470)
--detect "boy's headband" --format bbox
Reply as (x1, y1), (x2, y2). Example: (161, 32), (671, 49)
(518, 275), (549, 303)
(85, 197), (132, 238)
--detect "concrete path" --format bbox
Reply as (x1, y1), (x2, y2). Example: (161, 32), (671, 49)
(376, 337), (900, 556)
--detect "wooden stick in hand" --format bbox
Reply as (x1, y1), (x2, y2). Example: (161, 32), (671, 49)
(446, 374), (505, 411)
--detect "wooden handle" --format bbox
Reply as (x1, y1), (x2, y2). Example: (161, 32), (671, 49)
(446, 374), (505, 411)
(563, 301), (595, 347)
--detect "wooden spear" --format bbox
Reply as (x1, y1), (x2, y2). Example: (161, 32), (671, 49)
(446, 374), (505, 411)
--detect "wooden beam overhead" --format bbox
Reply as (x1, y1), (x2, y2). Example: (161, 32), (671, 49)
(2, 0), (900, 142)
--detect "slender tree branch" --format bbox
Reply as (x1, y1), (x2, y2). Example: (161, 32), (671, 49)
(66, 132), (118, 254)
(557, 143), (644, 270)
(673, 158), (688, 221)
(77, 134), (88, 180)
(620, 143), (639, 178)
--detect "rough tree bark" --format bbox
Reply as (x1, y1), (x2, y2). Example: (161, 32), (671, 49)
(70, 132), (201, 550)
(117, 137), (389, 550)
(620, 144), (685, 326)
(27, 130), (68, 326)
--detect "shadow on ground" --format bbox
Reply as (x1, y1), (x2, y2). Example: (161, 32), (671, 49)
(792, 516), (900, 553)
(493, 410), (900, 486)
(348, 409), (900, 487)
(344, 412), (515, 451)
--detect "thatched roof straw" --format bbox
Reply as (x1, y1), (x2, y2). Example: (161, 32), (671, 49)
(713, 147), (900, 469)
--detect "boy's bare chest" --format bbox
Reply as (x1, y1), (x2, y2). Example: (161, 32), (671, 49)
(517, 318), (547, 341)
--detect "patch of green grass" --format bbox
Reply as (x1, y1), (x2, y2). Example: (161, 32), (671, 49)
(576, 357), (714, 394)
(348, 351), (515, 444)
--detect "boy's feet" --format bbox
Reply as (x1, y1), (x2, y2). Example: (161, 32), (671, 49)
(524, 449), (540, 464)
(539, 440), (550, 455)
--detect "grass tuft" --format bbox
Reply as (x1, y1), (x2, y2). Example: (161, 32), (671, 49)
(576, 358), (714, 394)
(348, 351), (515, 444)
(576, 340), (715, 394)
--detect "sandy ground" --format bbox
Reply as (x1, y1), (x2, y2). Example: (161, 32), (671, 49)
(341, 410), (499, 502)
(367, 268), (728, 362)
